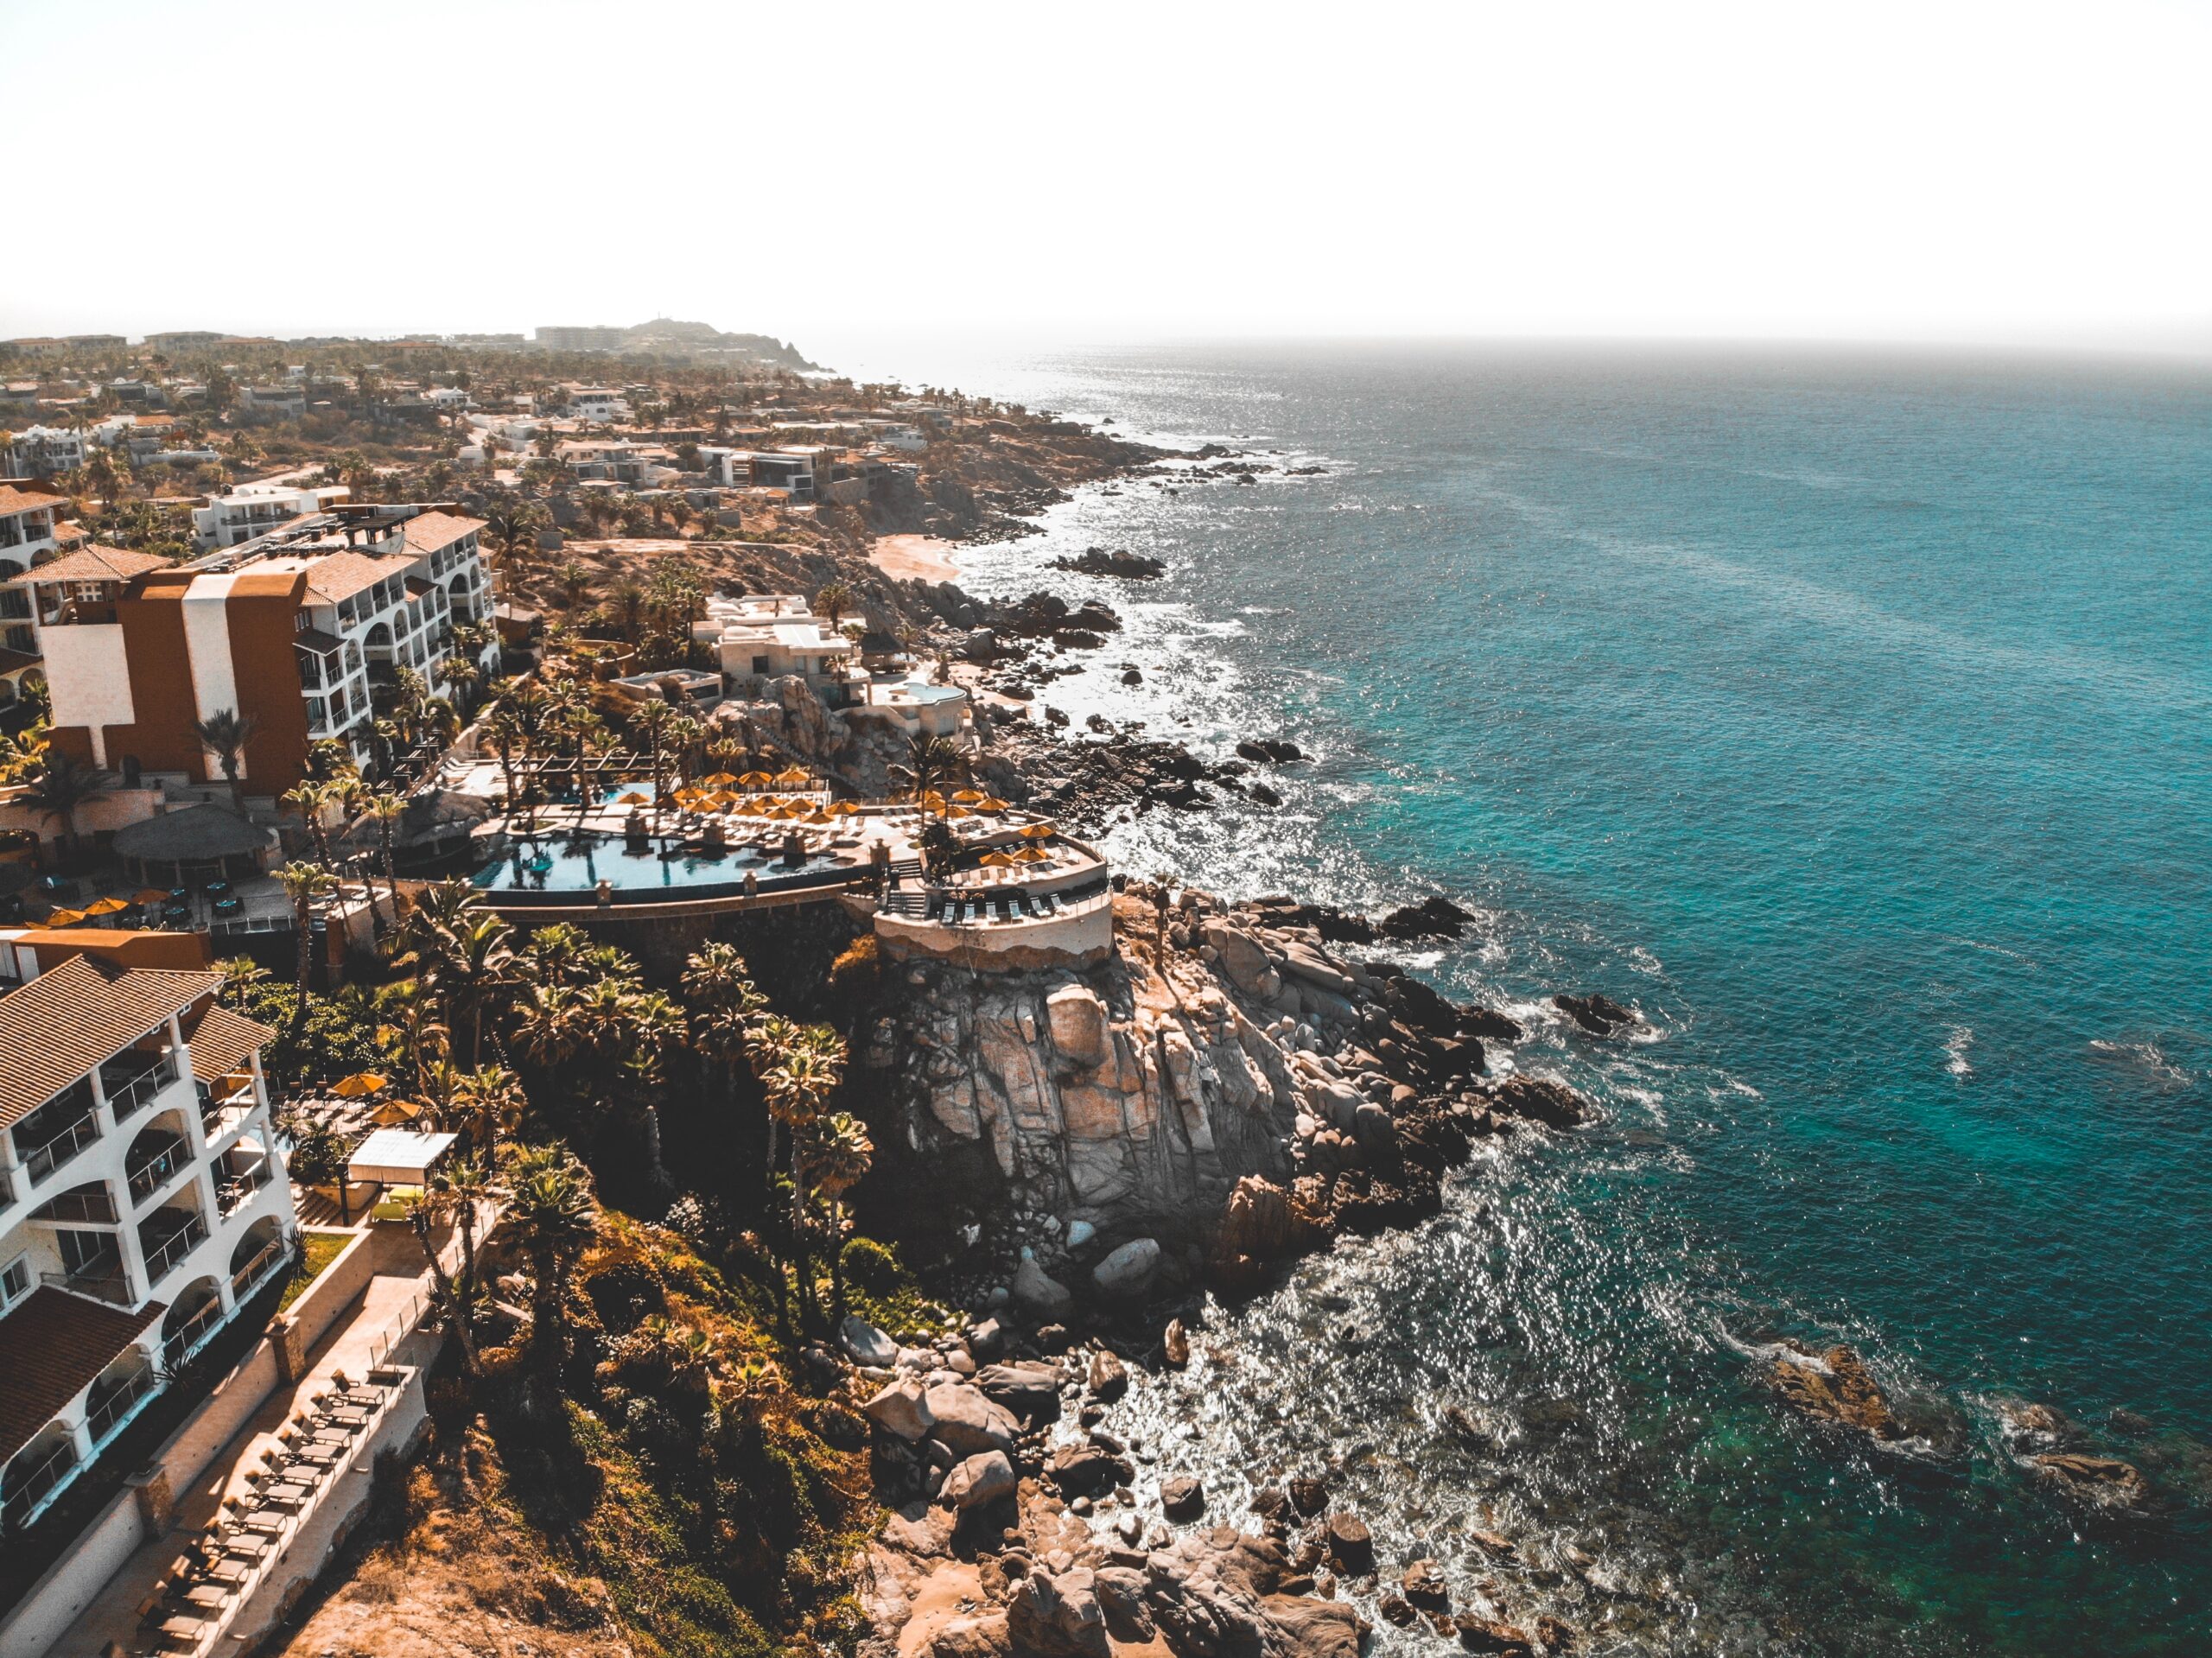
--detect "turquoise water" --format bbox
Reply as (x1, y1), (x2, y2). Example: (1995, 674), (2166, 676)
(899, 342), (2210, 1652)
(471, 835), (845, 897)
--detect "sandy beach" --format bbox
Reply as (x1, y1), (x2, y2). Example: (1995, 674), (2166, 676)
(870, 534), (963, 582)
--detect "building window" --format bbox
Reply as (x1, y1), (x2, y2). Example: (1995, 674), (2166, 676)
(0, 1255), (27, 1308)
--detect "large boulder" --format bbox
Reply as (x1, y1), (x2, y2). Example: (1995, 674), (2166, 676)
(1008, 1568), (1110, 1658)
(1091, 1237), (1162, 1299)
(1554, 992), (1635, 1034)
(923, 1382), (1020, 1456)
(975, 1360), (1065, 1423)
(864, 1378), (934, 1442)
(1013, 1257), (1076, 1323)
(1046, 1439), (1135, 1498)
(1262, 1596), (1366, 1658)
(1200, 921), (1278, 1000)
(1325, 1512), (1373, 1572)
(1484, 1074), (1595, 1130)
(1046, 985), (1112, 1069)
(1160, 1475), (1206, 1519)
(940, 1449), (1018, 1511)
(840, 1315), (899, 1369)
(1086, 1348), (1129, 1401)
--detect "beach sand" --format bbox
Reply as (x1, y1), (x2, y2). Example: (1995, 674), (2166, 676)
(870, 534), (963, 582)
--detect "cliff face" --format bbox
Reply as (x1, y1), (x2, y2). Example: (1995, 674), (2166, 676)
(858, 893), (1566, 1265)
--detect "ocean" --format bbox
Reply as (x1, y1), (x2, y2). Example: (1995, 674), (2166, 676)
(844, 340), (2212, 1653)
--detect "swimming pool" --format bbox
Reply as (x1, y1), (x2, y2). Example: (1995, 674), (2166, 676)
(470, 834), (852, 902)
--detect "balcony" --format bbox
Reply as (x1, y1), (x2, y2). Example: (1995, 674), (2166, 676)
(162, 1297), (226, 1369)
(3, 1437), (78, 1526)
(201, 1082), (258, 1142)
(100, 1051), (180, 1123)
(85, 1364), (156, 1443)
(126, 1134), (191, 1204)
(228, 1234), (288, 1301)
(215, 1153), (271, 1217)
(42, 1265), (133, 1306)
(22, 1110), (100, 1186)
(139, 1211), (208, 1286)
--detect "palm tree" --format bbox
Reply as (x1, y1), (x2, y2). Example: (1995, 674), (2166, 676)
(680, 940), (757, 1011)
(804, 1111), (874, 1319)
(556, 562), (593, 612)
(814, 580), (853, 631)
(764, 1032), (844, 1324)
(453, 1064), (525, 1173)
(22, 752), (107, 865)
(275, 861), (336, 1034)
(505, 1142), (597, 1389)
(364, 791), (408, 928)
(193, 708), (260, 809)
(891, 732), (965, 812)
(410, 1158), (490, 1378)
(743, 1013), (804, 1200)
(281, 779), (340, 869)
(393, 879), (516, 1066)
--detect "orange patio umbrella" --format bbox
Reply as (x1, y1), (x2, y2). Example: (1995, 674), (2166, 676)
(617, 791), (652, 805)
(1020, 823), (1057, 839)
(739, 771), (773, 786)
(43, 907), (87, 926)
(773, 767), (810, 785)
(951, 789), (986, 803)
(133, 888), (171, 905)
(703, 772), (738, 786)
(980, 851), (1015, 867)
(976, 797), (1010, 812)
(332, 1071), (389, 1098)
(83, 896), (131, 916)
(1014, 845), (1052, 863)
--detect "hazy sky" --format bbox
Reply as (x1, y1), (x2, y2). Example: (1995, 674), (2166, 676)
(6, 1), (2207, 357)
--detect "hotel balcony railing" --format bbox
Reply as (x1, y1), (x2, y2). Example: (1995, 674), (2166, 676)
(215, 1156), (271, 1217)
(229, 1236), (288, 1302)
(162, 1297), (226, 1369)
(101, 1053), (180, 1123)
(0, 1166), (14, 1213)
(22, 1112), (100, 1185)
(85, 1365), (156, 1443)
(41, 1266), (134, 1306)
(201, 1083), (258, 1141)
(141, 1214), (208, 1286)
(126, 1134), (191, 1204)
(3, 1439), (79, 1527)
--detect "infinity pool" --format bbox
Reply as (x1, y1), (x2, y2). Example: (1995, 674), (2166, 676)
(471, 834), (849, 899)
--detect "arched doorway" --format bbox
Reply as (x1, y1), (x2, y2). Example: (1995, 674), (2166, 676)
(227, 1215), (288, 1302)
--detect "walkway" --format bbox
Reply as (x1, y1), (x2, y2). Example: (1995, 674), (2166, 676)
(48, 1216), (472, 1658)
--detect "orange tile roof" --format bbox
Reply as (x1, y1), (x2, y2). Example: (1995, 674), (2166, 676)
(182, 1001), (273, 1081)
(0, 1289), (167, 1463)
(4, 545), (174, 588)
(0, 485), (66, 517)
(400, 511), (486, 555)
(0, 956), (222, 1128)
(302, 551), (398, 604)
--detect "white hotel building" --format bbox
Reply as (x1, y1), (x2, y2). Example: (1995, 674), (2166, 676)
(0, 954), (294, 1530)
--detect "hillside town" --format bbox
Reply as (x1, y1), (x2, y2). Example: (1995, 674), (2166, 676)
(0, 321), (1613, 1658)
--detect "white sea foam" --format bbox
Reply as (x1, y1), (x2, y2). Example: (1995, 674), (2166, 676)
(1944, 1026), (1974, 1079)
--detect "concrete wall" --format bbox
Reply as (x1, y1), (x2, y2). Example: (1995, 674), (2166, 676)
(0, 1488), (145, 1658)
(874, 895), (1112, 969)
(274, 1228), (376, 1365)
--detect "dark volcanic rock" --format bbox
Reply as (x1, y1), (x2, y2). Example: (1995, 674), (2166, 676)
(1051, 547), (1166, 579)
(1553, 992), (1636, 1034)
(2031, 1452), (2153, 1515)
(1453, 1617), (1535, 1656)
(1160, 1475), (1207, 1519)
(1378, 896), (1472, 939)
(1324, 1512), (1374, 1572)
(1046, 1441), (1135, 1498)
(1235, 738), (1306, 765)
(1482, 1075), (1596, 1129)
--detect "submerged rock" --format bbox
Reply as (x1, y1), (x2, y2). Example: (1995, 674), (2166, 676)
(1553, 992), (1636, 1034)
(1764, 1344), (1904, 1442)
(2030, 1452), (2152, 1515)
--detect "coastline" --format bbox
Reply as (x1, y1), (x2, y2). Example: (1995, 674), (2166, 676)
(870, 533), (964, 583)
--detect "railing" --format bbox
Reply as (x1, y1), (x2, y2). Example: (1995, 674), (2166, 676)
(102, 1054), (180, 1121)
(42, 1266), (133, 1305)
(2, 1437), (79, 1528)
(162, 1297), (226, 1369)
(86, 1365), (156, 1442)
(142, 1214), (209, 1285)
(22, 1112), (100, 1185)
(127, 1135), (191, 1204)
(202, 1084), (258, 1138)
(0, 1165), (14, 1212)
(229, 1236), (287, 1301)
(216, 1157), (271, 1216)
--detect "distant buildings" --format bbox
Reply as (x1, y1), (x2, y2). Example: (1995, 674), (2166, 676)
(536, 326), (626, 353)
(22, 505), (496, 795)
(236, 384), (306, 421)
(0, 938), (293, 1531)
(695, 594), (862, 705)
(4, 426), (91, 478)
(192, 483), (351, 549)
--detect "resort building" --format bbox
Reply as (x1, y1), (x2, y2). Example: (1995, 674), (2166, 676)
(3, 427), (90, 479)
(22, 505), (498, 796)
(235, 385), (305, 421)
(563, 386), (629, 422)
(694, 594), (862, 705)
(191, 483), (351, 550)
(0, 945), (292, 1531)
(0, 481), (68, 577)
